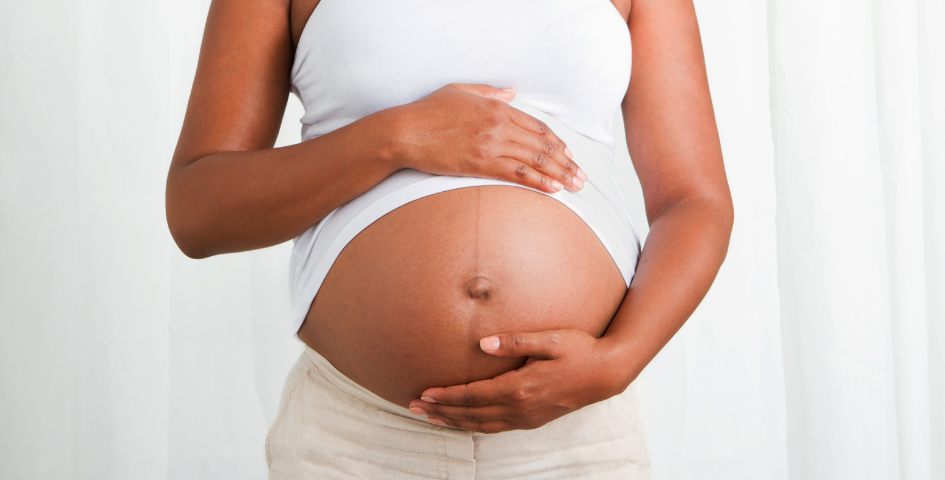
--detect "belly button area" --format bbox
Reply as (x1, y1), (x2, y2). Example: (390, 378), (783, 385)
(464, 277), (492, 301)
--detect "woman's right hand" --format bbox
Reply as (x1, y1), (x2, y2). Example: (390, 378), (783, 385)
(391, 84), (588, 193)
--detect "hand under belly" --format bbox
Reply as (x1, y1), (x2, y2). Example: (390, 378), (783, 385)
(297, 185), (627, 408)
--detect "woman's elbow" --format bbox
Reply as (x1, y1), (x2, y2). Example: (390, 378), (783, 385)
(166, 215), (212, 260)
(165, 194), (215, 260)
(718, 190), (735, 238)
(712, 190), (735, 262)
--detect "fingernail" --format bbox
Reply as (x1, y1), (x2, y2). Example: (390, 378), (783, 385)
(427, 417), (448, 426)
(480, 336), (500, 352)
(564, 146), (573, 159)
(409, 407), (426, 415)
(576, 168), (588, 182)
(551, 180), (564, 191)
(572, 177), (584, 191)
(420, 396), (438, 404)
(501, 88), (516, 93)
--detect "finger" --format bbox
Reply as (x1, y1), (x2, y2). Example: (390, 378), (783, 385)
(479, 330), (571, 359)
(446, 83), (516, 103)
(505, 107), (566, 150)
(511, 123), (587, 187)
(410, 401), (509, 424)
(504, 108), (584, 181)
(495, 157), (566, 194)
(500, 141), (583, 192)
(428, 417), (514, 434)
(508, 112), (574, 163)
(420, 373), (517, 407)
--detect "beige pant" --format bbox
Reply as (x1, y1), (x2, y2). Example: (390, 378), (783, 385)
(267, 346), (651, 479)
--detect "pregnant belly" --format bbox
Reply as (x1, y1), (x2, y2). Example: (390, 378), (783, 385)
(297, 185), (627, 408)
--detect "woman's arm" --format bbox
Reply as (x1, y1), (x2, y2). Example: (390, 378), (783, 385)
(166, 0), (403, 259)
(601, 0), (733, 384)
(409, 0), (734, 433)
(168, 0), (585, 259)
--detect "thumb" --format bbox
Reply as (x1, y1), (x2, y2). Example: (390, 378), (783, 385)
(479, 331), (568, 359)
(449, 83), (516, 103)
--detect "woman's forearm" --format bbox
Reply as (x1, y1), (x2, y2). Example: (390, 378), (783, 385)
(602, 194), (734, 386)
(165, 107), (405, 259)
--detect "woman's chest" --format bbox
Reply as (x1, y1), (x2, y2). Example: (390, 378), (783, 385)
(290, 0), (631, 137)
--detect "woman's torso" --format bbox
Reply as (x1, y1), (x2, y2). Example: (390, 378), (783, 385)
(289, 0), (638, 408)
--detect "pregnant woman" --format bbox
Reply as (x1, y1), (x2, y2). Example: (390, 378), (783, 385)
(166, 0), (733, 477)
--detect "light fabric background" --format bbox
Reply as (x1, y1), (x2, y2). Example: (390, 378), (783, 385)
(0, 0), (942, 478)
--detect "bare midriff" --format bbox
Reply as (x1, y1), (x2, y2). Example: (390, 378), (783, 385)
(297, 185), (627, 408)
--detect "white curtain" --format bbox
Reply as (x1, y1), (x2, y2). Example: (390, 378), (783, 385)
(1, 0), (941, 478)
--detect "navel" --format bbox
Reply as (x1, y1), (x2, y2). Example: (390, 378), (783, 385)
(464, 276), (491, 301)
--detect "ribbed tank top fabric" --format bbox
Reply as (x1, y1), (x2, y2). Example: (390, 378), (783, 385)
(286, 0), (641, 336)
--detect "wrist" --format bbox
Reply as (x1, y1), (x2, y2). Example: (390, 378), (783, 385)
(375, 104), (416, 172)
(598, 334), (645, 391)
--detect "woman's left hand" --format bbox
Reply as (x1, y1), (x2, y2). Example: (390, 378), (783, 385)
(407, 330), (633, 434)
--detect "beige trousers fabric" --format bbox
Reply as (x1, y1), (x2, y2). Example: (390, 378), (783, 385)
(266, 346), (651, 479)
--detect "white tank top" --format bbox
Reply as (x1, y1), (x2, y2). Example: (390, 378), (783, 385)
(286, 0), (641, 336)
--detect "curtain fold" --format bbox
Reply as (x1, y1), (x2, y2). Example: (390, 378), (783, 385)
(767, 0), (901, 478)
(872, 0), (932, 478)
(0, 0), (941, 478)
(916, 2), (945, 479)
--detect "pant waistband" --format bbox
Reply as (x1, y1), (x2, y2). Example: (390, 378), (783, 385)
(302, 345), (439, 425)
